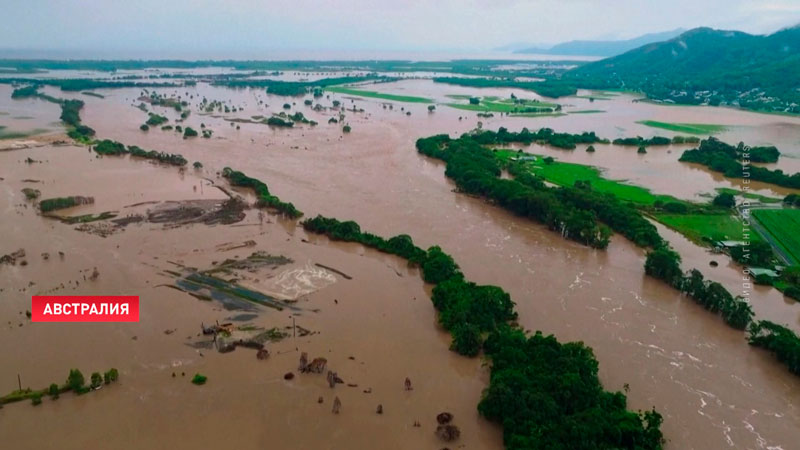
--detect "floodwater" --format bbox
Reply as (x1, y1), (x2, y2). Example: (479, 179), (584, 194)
(1, 71), (799, 450)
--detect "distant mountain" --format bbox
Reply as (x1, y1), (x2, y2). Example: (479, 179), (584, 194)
(513, 29), (685, 57)
(566, 26), (800, 113)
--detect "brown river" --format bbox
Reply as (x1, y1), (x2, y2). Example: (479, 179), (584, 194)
(1, 74), (799, 449)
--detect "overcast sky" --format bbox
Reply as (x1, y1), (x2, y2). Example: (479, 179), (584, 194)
(2, 0), (799, 58)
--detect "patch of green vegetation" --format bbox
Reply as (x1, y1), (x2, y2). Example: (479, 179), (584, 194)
(655, 213), (753, 244)
(222, 167), (302, 218)
(715, 188), (782, 204)
(637, 120), (727, 135)
(753, 209), (800, 264)
(145, 113), (168, 126)
(191, 373), (207, 385)
(21, 188), (41, 200)
(58, 211), (118, 224)
(433, 77), (577, 98)
(39, 197), (80, 213)
(325, 86), (433, 103)
(93, 139), (187, 166)
(446, 96), (559, 114)
(680, 138), (797, 189)
(0, 367), (118, 406)
(493, 149), (680, 206)
(569, 109), (606, 114)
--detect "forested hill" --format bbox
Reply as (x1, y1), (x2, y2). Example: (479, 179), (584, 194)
(565, 26), (800, 113)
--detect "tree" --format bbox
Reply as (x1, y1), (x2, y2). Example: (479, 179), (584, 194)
(90, 372), (102, 389)
(586, 145), (595, 152)
(645, 247), (683, 287)
(469, 97), (480, 105)
(428, 105), (436, 112)
(67, 369), (85, 393)
(183, 127), (198, 138)
(450, 323), (481, 357)
(105, 368), (119, 383)
(713, 192), (736, 208)
(48, 383), (60, 399)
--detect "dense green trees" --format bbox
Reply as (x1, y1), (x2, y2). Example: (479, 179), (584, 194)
(67, 369), (86, 394)
(712, 192), (736, 208)
(39, 197), (80, 213)
(145, 113), (168, 126)
(645, 254), (754, 330)
(748, 321), (800, 375)
(267, 116), (293, 127)
(680, 138), (798, 189)
(729, 241), (774, 267)
(93, 139), (187, 166)
(645, 248), (683, 287)
(221, 167), (303, 218)
(468, 126), (607, 150)
(480, 327), (664, 449)
(784, 194), (800, 207)
(417, 131), (663, 249)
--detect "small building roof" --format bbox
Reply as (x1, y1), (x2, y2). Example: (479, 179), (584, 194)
(718, 240), (747, 248)
(748, 267), (779, 277)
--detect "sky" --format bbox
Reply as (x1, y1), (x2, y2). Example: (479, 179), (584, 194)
(2, 0), (799, 58)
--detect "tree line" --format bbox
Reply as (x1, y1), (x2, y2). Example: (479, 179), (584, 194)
(93, 139), (187, 166)
(680, 138), (798, 188)
(214, 75), (390, 97)
(221, 168), (303, 218)
(432, 77), (578, 98)
(417, 131), (663, 248)
(11, 84), (95, 141)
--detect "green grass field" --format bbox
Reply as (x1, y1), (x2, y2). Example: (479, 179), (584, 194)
(325, 86), (432, 103)
(494, 149), (765, 248)
(655, 213), (752, 244)
(637, 120), (727, 135)
(752, 209), (800, 264)
(494, 149), (682, 206)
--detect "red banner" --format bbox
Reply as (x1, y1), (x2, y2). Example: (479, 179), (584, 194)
(31, 296), (139, 322)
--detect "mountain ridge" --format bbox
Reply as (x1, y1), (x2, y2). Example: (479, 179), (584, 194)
(513, 29), (685, 57)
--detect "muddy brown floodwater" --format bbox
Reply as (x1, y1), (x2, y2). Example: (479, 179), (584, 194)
(1, 72), (799, 450)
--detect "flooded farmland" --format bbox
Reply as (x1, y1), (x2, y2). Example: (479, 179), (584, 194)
(1, 69), (799, 450)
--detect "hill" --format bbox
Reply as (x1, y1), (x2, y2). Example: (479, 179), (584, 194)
(515, 29), (684, 57)
(566, 26), (800, 113)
